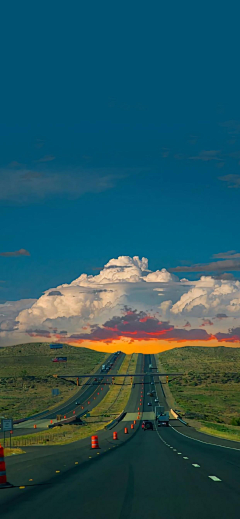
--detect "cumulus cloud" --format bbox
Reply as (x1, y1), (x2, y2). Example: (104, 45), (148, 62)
(0, 255), (238, 348)
(16, 256), (178, 333)
(170, 276), (240, 317)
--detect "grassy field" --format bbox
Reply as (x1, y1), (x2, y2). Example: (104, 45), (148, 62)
(0, 343), (107, 419)
(158, 346), (240, 437)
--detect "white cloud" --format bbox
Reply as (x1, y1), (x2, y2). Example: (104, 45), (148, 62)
(171, 276), (240, 316)
(16, 257), (178, 332)
(4, 258), (240, 341)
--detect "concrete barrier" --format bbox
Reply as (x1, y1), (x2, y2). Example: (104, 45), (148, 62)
(170, 409), (178, 419)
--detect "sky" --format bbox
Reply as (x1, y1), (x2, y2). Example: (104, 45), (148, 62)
(1, 3), (240, 353)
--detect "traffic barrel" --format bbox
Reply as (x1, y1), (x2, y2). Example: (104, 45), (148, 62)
(0, 445), (11, 488)
(50, 420), (53, 424)
(137, 415), (140, 419)
(124, 427), (128, 434)
(34, 424), (37, 429)
(91, 435), (99, 449)
(113, 431), (118, 440)
(131, 424), (134, 429)
(64, 415), (66, 419)
(134, 420), (136, 425)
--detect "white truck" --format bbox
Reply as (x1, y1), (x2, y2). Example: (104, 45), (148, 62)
(101, 364), (106, 371)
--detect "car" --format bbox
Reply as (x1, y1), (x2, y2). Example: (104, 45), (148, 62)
(143, 420), (153, 431)
(147, 402), (152, 406)
(75, 401), (80, 405)
(151, 382), (154, 385)
(155, 398), (159, 402)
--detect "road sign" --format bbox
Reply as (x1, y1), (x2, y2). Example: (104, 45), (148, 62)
(1, 418), (13, 432)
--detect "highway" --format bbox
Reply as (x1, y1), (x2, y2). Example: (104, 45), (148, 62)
(0, 353), (240, 518)
(0, 352), (125, 438)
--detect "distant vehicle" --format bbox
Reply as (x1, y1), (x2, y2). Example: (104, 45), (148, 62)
(101, 364), (106, 371)
(142, 420), (153, 431)
(151, 382), (154, 385)
(157, 413), (169, 427)
(155, 398), (159, 403)
(147, 392), (154, 397)
(155, 405), (169, 426)
(50, 344), (63, 349)
(75, 401), (80, 405)
(52, 357), (67, 362)
(147, 402), (152, 406)
(149, 364), (153, 369)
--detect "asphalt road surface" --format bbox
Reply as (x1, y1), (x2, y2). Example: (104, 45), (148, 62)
(0, 353), (240, 518)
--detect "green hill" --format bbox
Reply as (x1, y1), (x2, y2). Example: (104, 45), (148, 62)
(159, 346), (240, 427)
(0, 342), (106, 419)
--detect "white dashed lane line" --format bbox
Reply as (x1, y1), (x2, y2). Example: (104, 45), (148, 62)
(209, 476), (221, 482)
(192, 464), (200, 468)
(183, 457), (189, 459)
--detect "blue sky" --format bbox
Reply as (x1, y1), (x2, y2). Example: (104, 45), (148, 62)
(1, 3), (240, 351)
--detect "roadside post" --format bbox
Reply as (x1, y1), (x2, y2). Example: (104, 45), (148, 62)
(10, 431), (13, 450)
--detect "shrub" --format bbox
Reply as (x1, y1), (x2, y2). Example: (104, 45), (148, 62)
(231, 417), (240, 426)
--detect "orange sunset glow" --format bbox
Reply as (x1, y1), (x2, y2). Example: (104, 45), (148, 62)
(68, 338), (240, 354)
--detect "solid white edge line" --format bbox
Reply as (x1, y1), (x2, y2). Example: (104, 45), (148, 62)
(170, 425), (240, 452)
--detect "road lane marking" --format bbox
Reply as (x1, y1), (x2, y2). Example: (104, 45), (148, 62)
(183, 457), (188, 459)
(209, 476), (221, 481)
(19, 486), (25, 489)
(173, 449), (177, 451)
(29, 479), (33, 481)
(75, 462), (78, 464)
(56, 470), (60, 473)
(170, 425), (240, 452)
(192, 464), (200, 468)
(177, 452), (182, 455)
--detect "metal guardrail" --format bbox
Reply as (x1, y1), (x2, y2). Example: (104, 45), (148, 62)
(105, 411), (127, 430)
